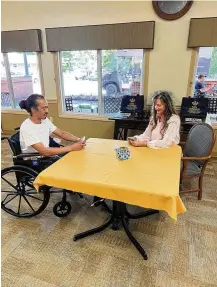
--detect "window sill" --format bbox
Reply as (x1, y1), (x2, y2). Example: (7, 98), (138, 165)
(59, 113), (113, 122)
(1, 109), (28, 115)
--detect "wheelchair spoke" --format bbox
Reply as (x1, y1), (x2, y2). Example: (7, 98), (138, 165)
(1, 176), (17, 191)
(25, 194), (43, 202)
(23, 195), (36, 213)
(1, 190), (17, 193)
(2, 194), (13, 204)
(25, 189), (38, 194)
(25, 188), (35, 192)
(18, 195), (22, 214)
(2, 194), (18, 206)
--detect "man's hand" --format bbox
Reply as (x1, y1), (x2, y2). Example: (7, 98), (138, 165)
(32, 141), (85, 156)
(128, 140), (147, 147)
(69, 141), (86, 151)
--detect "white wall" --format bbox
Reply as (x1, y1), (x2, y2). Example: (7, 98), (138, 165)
(2, 1), (217, 104)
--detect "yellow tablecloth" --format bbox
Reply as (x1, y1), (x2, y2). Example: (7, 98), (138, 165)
(34, 138), (186, 220)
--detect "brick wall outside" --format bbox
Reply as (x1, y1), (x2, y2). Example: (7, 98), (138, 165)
(1, 77), (33, 100)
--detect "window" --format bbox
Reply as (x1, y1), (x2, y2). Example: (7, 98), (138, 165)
(194, 47), (217, 96)
(60, 51), (98, 114)
(1, 54), (12, 109)
(59, 49), (144, 116)
(1, 52), (42, 109)
(101, 50), (143, 114)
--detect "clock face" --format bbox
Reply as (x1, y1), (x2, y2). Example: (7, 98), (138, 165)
(152, 0), (193, 20)
(158, 1), (188, 15)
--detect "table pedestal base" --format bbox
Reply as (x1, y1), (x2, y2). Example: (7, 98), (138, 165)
(73, 201), (159, 260)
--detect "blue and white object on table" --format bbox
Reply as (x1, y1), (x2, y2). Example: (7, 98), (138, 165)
(114, 146), (131, 161)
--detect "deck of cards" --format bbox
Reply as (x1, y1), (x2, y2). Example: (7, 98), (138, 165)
(80, 136), (86, 143)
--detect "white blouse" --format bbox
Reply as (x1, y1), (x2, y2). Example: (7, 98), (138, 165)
(135, 114), (180, 149)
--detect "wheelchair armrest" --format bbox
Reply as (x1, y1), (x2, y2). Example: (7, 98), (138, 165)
(15, 153), (42, 159)
(14, 153), (57, 161)
(181, 156), (211, 161)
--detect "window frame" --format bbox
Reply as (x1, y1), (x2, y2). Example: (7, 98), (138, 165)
(186, 48), (199, 97)
(187, 47), (217, 97)
(56, 49), (147, 119)
(1, 52), (45, 112)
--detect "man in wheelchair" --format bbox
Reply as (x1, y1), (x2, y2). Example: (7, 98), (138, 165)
(1, 94), (86, 218)
(19, 94), (85, 156)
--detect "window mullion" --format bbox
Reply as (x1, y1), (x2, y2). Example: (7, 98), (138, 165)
(140, 49), (145, 95)
(97, 50), (103, 115)
(4, 53), (15, 109)
(58, 52), (66, 113)
(191, 50), (199, 97)
(37, 53), (45, 96)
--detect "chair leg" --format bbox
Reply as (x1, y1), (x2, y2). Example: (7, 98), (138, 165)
(198, 176), (203, 200)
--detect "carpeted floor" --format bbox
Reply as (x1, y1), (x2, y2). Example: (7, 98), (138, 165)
(1, 139), (217, 287)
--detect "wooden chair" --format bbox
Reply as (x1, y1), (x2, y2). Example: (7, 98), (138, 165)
(180, 123), (216, 200)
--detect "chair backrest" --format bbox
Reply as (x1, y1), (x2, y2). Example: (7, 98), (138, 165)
(65, 97), (73, 112)
(104, 96), (123, 114)
(120, 94), (144, 114)
(8, 132), (22, 156)
(183, 123), (216, 165)
(180, 97), (208, 121)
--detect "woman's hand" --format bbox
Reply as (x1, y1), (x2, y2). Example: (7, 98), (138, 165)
(127, 137), (137, 144)
(128, 140), (147, 147)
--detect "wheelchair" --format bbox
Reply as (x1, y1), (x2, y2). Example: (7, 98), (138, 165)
(1, 129), (81, 218)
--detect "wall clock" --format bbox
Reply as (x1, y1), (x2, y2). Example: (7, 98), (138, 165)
(152, 1), (193, 20)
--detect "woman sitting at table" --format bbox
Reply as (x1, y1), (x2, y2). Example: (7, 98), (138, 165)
(128, 91), (180, 149)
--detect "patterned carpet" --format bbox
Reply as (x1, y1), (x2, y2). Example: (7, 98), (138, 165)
(1, 140), (217, 287)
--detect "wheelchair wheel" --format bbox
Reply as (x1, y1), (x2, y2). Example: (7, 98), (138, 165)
(53, 201), (71, 217)
(1, 165), (50, 218)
